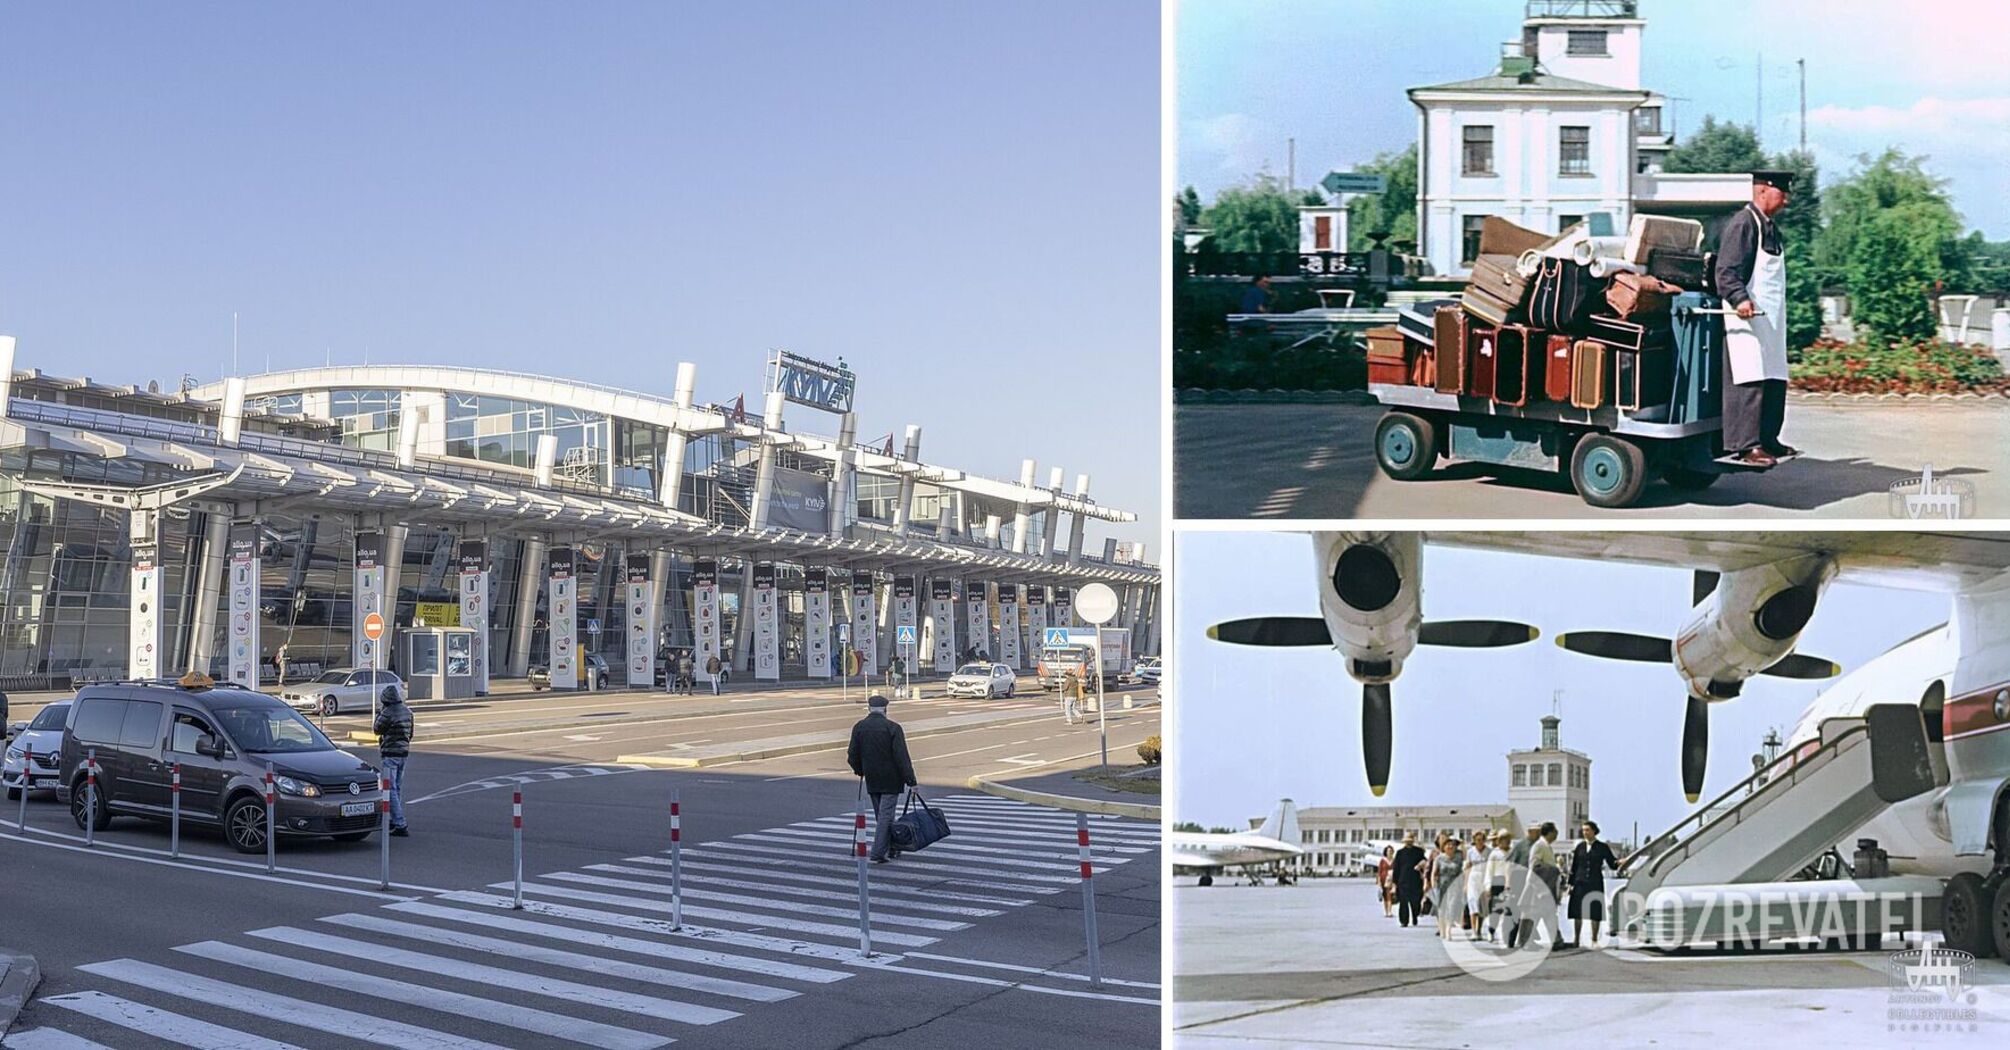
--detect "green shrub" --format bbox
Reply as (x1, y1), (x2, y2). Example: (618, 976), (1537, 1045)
(1137, 734), (1161, 766)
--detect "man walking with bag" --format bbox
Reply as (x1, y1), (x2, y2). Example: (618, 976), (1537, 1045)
(847, 694), (917, 864)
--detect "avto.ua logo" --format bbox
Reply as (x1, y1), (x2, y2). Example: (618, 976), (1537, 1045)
(1884, 944), (1983, 1035)
(1889, 465), (1975, 519)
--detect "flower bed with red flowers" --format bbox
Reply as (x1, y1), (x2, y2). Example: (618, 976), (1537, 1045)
(1790, 337), (2009, 394)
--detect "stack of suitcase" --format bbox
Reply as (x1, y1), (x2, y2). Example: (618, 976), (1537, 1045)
(1370, 213), (1718, 414)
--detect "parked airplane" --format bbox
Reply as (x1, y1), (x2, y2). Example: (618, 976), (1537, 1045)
(1172, 799), (1305, 886)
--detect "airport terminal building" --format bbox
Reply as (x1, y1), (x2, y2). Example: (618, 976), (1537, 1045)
(0, 341), (1158, 691)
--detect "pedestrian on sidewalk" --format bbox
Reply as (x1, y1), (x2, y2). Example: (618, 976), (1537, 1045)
(706, 654), (723, 695)
(847, 693), (917, 864)
(373, 684), (413, 837)
(677, 651), (695, 694)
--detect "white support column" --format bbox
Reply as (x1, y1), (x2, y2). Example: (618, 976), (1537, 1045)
(1066, 473), (1092, 564)
(828, 411), (857, 537)
(395, 392), (420, 469)
(186, 510), (233, 674)
(749, 392), (785, 530)
(890, 425), (921, 532)
(509, 537), (546, 678)
(734, 559), (759, 672)
(649, 550), (672, 653)
(659, 363), (697, 511)
(381, 524), (409, 658)
(534, 434), (558, 489)
(0, 335), (15, 419)
(1140, 583), (1161, 656)
(1010, 459), (1036, 554)
(219, 377), (247, 447)
(983, 514), (1002, 549)
(1038, 466), (1063, 559)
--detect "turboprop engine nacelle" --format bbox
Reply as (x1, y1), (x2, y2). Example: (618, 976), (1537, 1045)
(1673, 555), (1839, 701)
(1313, 532), (1422, 684)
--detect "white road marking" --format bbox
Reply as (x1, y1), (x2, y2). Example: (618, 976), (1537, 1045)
(1, 1030), (118, 1050)
(563, 734), (606, 742)
(490, 881), (941, 947)
(0, 828), (429, 899)
(622, 855), (1033, 907)
(802, 816), (1154, 852)
(536, 870), (971, 931)
(903, 951), (1162, 989)
(39, 990), (310, 1050)
(586, 863), (1003, 917)
(173, 940), (669, 1050)
(682, 842), (1070, 891)
(79, 959), (515, 1050)
(741, 828), (1120, 872)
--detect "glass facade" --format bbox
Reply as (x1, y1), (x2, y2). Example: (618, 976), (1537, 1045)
(328, 389), (403, 451)
(444, 393), (607, 475)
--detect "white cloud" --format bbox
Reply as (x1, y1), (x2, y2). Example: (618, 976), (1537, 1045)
(1804, 96), (2010, 237)
(1179, 112), (1279, 190)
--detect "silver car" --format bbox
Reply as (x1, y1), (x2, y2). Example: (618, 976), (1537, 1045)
(946, 662), (1017, 699)
(4, 700), (70, 800)
(280, 668), (406, 716)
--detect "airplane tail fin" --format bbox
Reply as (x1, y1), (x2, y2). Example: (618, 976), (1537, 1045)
(1257, 799), (1299, 844)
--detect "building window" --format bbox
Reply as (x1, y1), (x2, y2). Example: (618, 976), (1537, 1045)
(1558, 214), (1584, 233)
(1313, 214), (1332, 251)
(1461, 125), (1494, 176)
(1512, 764), (1527, 787)
(1559, 126), (1591, 176)
(1634, 106), (1662, 136)
(1461, 215), (1487, 266)
(1548, 763), (1562, 786)
(1567, 29), (1608, 56)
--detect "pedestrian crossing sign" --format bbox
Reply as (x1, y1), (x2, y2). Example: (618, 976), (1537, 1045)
(1043, 627), (1071, 648)
(896, 625), (917, 645)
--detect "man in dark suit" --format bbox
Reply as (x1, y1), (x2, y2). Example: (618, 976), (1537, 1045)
(847, 694), (918, 863)
(1505, 825), (1539, 948)
(1392, 834), (1428, 927)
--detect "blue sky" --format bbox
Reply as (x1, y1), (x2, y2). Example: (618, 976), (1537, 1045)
(0, 2), (1162, 546)
(1174, 532), (1953, 841)
(1178, 0), (2010, 238)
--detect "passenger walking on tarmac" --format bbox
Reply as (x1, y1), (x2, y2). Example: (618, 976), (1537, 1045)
(1392, 833), (1427, 928)
(373, 685), (413, 837)
(1433, 835), (1465, 940)
(706, 654), (723, 695)
(1568, 820), (1621, 948)
(847, 694), (917, 864)
(1062, 670), (1084, 725)
(1464, 829), (1489, 937)
(1376, 846), (1395, 917)
(677, 651), (696, 695)
(274, 643), (290, 688)
(1485, 830), (1511, 943)
(1530, 822), (1564, 949)
(1504, 825), (1539, 948)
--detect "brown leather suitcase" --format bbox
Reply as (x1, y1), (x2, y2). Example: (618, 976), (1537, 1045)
(1365, 325), (1409, 385)
(1492, 324), (1543, 406)
(1570, 340), (1606, 409)
(1544, 334), (1574, 402)
(1583, 313), (1672, 353)
(1604, 271), (1682, 319)
(1462, 253), (1529, 326)
(1433, 307), (1469, 394)
(1468, 324), (1499, 398)
(1404, 336), (1437, 387)
(1478, 216), (1552, 259)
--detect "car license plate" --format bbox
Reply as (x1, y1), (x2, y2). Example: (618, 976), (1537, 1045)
(32, 778), (57, 788)
(340, 801), (375, 817)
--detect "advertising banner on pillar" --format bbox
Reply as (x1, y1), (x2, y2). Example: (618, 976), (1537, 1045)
(769, 467), (832, 534)
(353, 531), (384, 670)
(625, 553), (653, 689)
(929, 579), (955, 672)
(997, 583), (1021, 669)
(694, 559), (720, 683)
(804, 567), (831, 678)
(892, 576), (917, 670)
(1053, 585), (1073, 629)
(850, 574), (878, 677)
(548, 547), (578, 690)
(227, 523), (260, 688)
(752, 563), (780, 681)
(1027, 586), (1049, 654)
(457, 540), (489, 695)
(965, 581), (989, 660)
(130, 539), (161, 680)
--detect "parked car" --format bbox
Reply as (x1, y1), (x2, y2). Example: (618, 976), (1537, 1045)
(1126, 657), (1161, 685)
(4, 699), (71, 801)
(279, 668), (406, 716)
(946, 662), (1017, 699)
(529, 654), (609, 691)
(57, 677), (383, 853)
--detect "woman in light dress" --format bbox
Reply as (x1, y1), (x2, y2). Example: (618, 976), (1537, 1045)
(1464, 828), (1489, 937)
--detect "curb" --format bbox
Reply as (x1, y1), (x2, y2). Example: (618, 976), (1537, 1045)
(0, 949), (41, 1037)
(965, 774), (1160, 821)
(1787, 390), (2010, 404)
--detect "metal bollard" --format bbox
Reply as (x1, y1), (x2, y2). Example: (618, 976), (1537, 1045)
(263, 763), (276, 873)
(854, 797), (872, 957)
(17, 744), (30, 830)
(378, 773), (391, 890)
(169, 762), (182, 858)
(512, 787), (524, 910)
(670, 791), (683, 929)
(1077, 812), (1102, 988)
(84, 748), (97, 847)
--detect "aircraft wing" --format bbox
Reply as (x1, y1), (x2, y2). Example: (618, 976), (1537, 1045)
(1421, 531), (2010, 594)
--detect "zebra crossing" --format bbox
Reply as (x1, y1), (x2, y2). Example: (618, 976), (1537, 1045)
(4, 794), (1159, 1049)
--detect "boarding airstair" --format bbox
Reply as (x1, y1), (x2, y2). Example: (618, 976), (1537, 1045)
(1614, 703), (1939, 946)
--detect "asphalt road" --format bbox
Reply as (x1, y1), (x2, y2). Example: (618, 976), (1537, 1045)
(0, 685), (1161, 1049)
(1175, 399), (2010, 519)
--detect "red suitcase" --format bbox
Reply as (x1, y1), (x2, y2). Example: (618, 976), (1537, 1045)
(1544, 334), (1574, 402)
(1468, 323), (1499, 399)
(1433, 307), (1469, 395)
(1365, 326), (1409, 385)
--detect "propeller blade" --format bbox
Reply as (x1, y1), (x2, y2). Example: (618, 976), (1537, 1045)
(1206, 617), (1332, 647)
(1555, 631), (1674, 663)
(1759, 653), (1842, 680)
(1682, 695), (1709, 804)
(1418, 619), (1540, 647)
(1363, 682), (1392, 798)
(1693, 570), (1720, 606)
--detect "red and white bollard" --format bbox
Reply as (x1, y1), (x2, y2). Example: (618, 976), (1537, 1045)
(84, 748), (97, 847)
(378, 773), (391, 891)
(169, 762), (182, 858)
(854, 797), (872, 958)
(263, 764), (276, 872)
(512, 787), (525, 910)
(1078, 812), (1102, 988)
(16, 744), (30, 830)
(669, 791), (683, 930)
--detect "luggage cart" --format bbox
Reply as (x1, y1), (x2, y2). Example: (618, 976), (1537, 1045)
(1368, 298), (1783, 508)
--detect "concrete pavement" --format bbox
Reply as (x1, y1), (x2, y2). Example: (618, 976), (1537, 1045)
(1175, 399), (2010, 518)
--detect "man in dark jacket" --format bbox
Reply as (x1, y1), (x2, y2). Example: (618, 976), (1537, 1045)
(1506, 825), (1540, 947)
(373, 685), (413, 836)
(1391, 834), (1427, 927)
(847, 694), (917, 863)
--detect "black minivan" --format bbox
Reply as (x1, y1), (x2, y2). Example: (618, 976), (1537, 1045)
(57, 677), (384, 853)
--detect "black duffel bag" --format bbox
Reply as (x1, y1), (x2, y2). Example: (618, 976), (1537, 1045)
(888, 788), (952, 853)
(1527, 256), (1599, 333)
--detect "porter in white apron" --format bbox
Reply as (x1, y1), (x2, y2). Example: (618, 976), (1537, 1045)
(1720, 191), (1793, 458)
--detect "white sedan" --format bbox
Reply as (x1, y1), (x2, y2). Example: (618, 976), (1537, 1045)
(946, 663), (1017, 699)
(281, 668), (407, 716)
